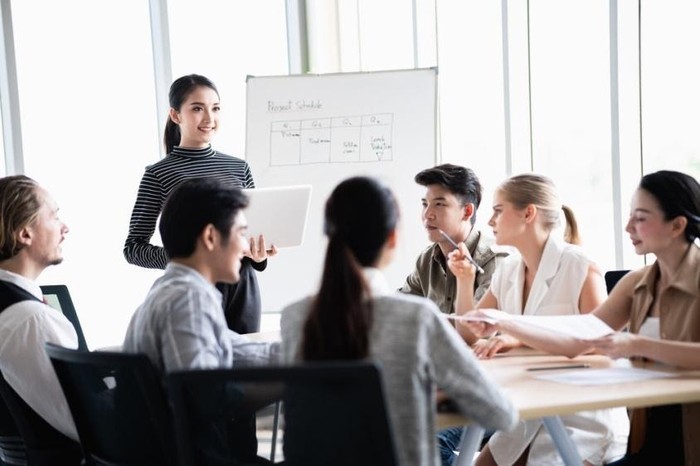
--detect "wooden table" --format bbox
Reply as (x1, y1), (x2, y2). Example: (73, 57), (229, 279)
(438, 351), (700, 466)
(246, 332), (700, 465)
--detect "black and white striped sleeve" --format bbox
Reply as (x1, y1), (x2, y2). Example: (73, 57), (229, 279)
(123, 169), (168, 269)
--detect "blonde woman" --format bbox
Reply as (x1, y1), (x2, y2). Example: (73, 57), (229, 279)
(448, 174), (629, 466)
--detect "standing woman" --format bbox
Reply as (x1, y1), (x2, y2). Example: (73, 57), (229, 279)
(124, 74), (275, 333)
(467, 170), (700, 465)
(280, 177), (517, 466)
(448, 174), (629, 466)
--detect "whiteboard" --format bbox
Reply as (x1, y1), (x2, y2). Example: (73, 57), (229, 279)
(245, 68), (437, 312)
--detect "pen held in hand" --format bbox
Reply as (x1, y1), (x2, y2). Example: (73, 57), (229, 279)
(438, 229), (485, 274)
(526, 364), (591, 372)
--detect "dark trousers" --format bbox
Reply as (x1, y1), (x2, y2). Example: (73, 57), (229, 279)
(606, 404), (684, 466)
(217, 259), (262, 334)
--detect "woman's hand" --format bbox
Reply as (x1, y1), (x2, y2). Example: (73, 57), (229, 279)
(471, 334), (519, 359)
(457, 309), (510, 338)
(588, 332), (642, 359)
(458, 319), (495, 339)
(246, 235), (278, 262)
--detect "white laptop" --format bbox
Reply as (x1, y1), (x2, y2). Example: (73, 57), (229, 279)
(242, 185), (312, 248)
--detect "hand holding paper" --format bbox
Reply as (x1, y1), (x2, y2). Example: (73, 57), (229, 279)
(588, 332), (642, 359)
(447, 309), (512, 325)
(446, 309), (511, 338)
(517, 314), (615, 340)
(447, 311), (615, 340)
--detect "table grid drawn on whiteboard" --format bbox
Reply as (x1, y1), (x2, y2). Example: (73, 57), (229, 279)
(269, 113), (394, 165)
(246, 68), (438, 313)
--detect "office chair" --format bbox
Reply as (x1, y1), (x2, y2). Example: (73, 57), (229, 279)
(604, 270), (630, 294)
(0, 284), (89, 465)
(281, 361), (400, 466)
(166, 360), (400, 466)
(45, 343), (177, 466)
(0, 369), (82, 466)
(40, 285), (88, 351)
(0, 399), (26, 466)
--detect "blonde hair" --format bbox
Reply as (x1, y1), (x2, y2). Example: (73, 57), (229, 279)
(497, 173), (580, 245)
(0, 175), (41, 260)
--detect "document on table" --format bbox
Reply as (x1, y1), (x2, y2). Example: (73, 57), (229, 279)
(513, 314), (615, 339)
(534, 359), (676, 386)
(447, 312), (615, 340)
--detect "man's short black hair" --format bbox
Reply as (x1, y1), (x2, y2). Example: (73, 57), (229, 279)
(159, 177), (249, 259)
(415, 164), (482, 225)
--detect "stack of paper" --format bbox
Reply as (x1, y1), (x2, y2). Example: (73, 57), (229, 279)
(446, 312), (615, 340)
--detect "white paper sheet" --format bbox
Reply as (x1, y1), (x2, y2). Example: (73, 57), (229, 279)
(535, 366), (676, 386)
(514, 314), (615, 339)
(447, 312), (615, 339)
(445, 309), (511, 325)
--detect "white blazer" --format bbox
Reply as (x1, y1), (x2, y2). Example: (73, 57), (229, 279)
(491, 234), (589, 316)
(486, 235), (630, 466)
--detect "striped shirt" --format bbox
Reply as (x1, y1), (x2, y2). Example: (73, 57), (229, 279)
(123, 145), (254, 268)
(122, 263), (278, 372)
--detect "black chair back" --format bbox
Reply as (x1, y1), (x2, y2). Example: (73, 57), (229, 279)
(45, 343), (176, 466)
(0, 394), (26, 466)
(605, 270), (630, 294)
(166, 360), (400, 466)
(0, 284), (89, 465)
(40, 285), (88, 351)
(0, 370), (82, 465)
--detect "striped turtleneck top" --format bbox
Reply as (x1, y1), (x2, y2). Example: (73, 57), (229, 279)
(124, 145), (254, 268)
(124, 145), (265, 334)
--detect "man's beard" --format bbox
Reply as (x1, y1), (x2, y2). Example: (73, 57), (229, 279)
(49, 257), (64, 266)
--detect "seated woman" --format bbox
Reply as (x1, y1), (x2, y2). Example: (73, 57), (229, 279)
(280, 176), (517, 466)
(448, 173), (629, 466)
(464, 170), (700, 465)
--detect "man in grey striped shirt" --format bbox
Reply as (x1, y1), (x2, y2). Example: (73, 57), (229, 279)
(123, 177), (278, 463)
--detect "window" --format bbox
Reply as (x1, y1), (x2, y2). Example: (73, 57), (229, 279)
(640, 0), (700, 178)
(352, 0), (415, 71)
(314, 0), (421, 73)
(12, 0), (159, 348)
(528, 0), (616, 271)
(435, 1), (506, 227)
(168, 0), (289, 158)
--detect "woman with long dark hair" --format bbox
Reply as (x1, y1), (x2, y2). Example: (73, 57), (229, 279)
(124, 74), (275, 334)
